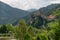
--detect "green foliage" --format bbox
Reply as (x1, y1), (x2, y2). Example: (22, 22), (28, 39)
(32, 16), (44, 28)
(0, 19), (59, 40)
(47, 20), (60, 40)
(0, 25), (7, 33)
(53, 8), (60, 19)
(6, 18), (60, 40)
(14, 19), (27, 40)
(6, 23), (13, 33)
(24, 33), (33, 40)
(0, 17), (60, 40)
(27, 25), (35, 36)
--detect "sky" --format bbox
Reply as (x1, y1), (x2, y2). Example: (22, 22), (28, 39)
(0, 0), (60, 10)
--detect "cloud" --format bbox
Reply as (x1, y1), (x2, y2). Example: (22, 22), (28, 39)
(0, 0), (60, 10)
(51, 0), (60, 3)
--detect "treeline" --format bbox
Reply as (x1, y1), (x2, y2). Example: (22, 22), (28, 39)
(0, 19), (60, 40)
(0, 24), (13, 34)
(13, 19), (60, 40)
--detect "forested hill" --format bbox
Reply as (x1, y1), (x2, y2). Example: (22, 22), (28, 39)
(39, 4), (60, 16)
(0, 1), (30, 24)
(29, 4), (60, 28)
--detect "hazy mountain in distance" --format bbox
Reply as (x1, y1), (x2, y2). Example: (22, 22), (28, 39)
(28, 9), (37, 12)
(0, 1), (30, 24)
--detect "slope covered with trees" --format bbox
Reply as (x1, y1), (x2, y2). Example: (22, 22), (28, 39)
(28, 4), (60, 28)
(0, 1), (30, 25)
(0, 2), (60, 40)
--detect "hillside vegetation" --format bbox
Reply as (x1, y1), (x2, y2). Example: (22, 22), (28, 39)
(0, 2), (60, 40)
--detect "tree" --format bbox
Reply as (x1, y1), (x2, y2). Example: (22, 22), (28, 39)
(14, 19), (27, 40)
(24, 33), (33, 40)
(6, 23), (13, 33)
(27, 25), (35, 36)
(47, 20), (60, 40)
(36, 32), (48, 40)
(0, 25), (7, 33)
(32, 16), (44, 28)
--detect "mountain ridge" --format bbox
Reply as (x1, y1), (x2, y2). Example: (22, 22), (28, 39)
(0, 1), (30, 24)
(0, 1), (60, 25)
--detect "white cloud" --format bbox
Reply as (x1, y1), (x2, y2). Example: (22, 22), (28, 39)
(51, 0), (60, 3)
(0, 0), (60, 10)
